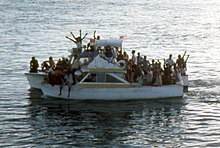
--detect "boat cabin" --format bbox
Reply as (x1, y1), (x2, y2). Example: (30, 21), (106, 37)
(80, 72), (129, 84)
(78, 54), (130, 87)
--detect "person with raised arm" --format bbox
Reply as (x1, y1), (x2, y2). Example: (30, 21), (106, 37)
(66, 29), (88, 50)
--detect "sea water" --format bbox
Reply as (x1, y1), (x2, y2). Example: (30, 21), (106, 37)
(1, 0), (220, 147)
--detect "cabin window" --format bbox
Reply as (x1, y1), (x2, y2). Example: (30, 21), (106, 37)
(96, 74), (106, 82)
(82, 73), (123, 83)
(106, 74), (121, 83)
(83, 74), (96, 82)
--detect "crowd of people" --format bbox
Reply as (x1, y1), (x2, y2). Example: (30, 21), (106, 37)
(116, 50), (189, 86)
(29, 30), (189, 88)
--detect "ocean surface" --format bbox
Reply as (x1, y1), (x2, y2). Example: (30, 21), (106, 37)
(1, 0), (220, 147)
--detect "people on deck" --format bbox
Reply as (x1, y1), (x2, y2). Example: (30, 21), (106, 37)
(56, 57), (69, 70)
(93, 30), (100, 40)
(137, 52), (143, 66)
(176, 51), (189, 75)
(30, 56), (39, 73)
(183, 54), (189, 72)
(173, 64), (184, 85)
(87, 30), (100, 52)
(162, 62), (173, 85)
(117, 49), (124, 61)
(71, 54), (80, 85)
(41, 56), (55, 72)
(123, 51), (129, 63)
(126, 59), (135, 83)
(58, 69), (73, 97)
(48, 57), (55, 68)
(66, 30), (88, 51)
(152, 63), (162, 86)
(142, 56), (150, 74)
(48, 66), (63, 86)
(30, 30), (189, 88)
(41, 61), (49, 72)
(145, 66), (153, 85)
(131, 50), (137, 65)
(166, 54), (174, 70)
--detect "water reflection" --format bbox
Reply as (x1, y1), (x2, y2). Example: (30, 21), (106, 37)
(26, 89), (186, 146)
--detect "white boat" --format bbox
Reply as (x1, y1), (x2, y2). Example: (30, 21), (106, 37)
(41, 55), (184, 100)
(25, 72), (46, 89)
(25, 38), (188, 98)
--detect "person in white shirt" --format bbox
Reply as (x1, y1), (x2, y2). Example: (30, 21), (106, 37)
(131, 50), (137, 65)
(166, 54), (174, 69)
(71, 55), (80, 85)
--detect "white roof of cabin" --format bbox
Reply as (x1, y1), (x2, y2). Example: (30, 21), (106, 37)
(87, 55), (120, 70)
(94, 39), (123, 48)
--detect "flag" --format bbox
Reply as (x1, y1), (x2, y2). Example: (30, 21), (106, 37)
(119, 35), (128, 40)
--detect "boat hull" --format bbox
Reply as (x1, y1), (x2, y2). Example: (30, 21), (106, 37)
(41, 83), (184, 100)
(25, 72), (47, 89)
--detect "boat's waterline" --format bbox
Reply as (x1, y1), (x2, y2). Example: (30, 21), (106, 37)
(41, 83), (184, 100)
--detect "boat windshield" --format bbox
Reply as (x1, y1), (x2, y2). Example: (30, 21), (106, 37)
(81, 73), (124, 83)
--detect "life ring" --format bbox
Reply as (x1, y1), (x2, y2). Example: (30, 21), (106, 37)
(116, 60), (126, 69)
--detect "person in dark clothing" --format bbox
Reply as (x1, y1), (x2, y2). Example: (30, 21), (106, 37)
(30, 56), (39, 73)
